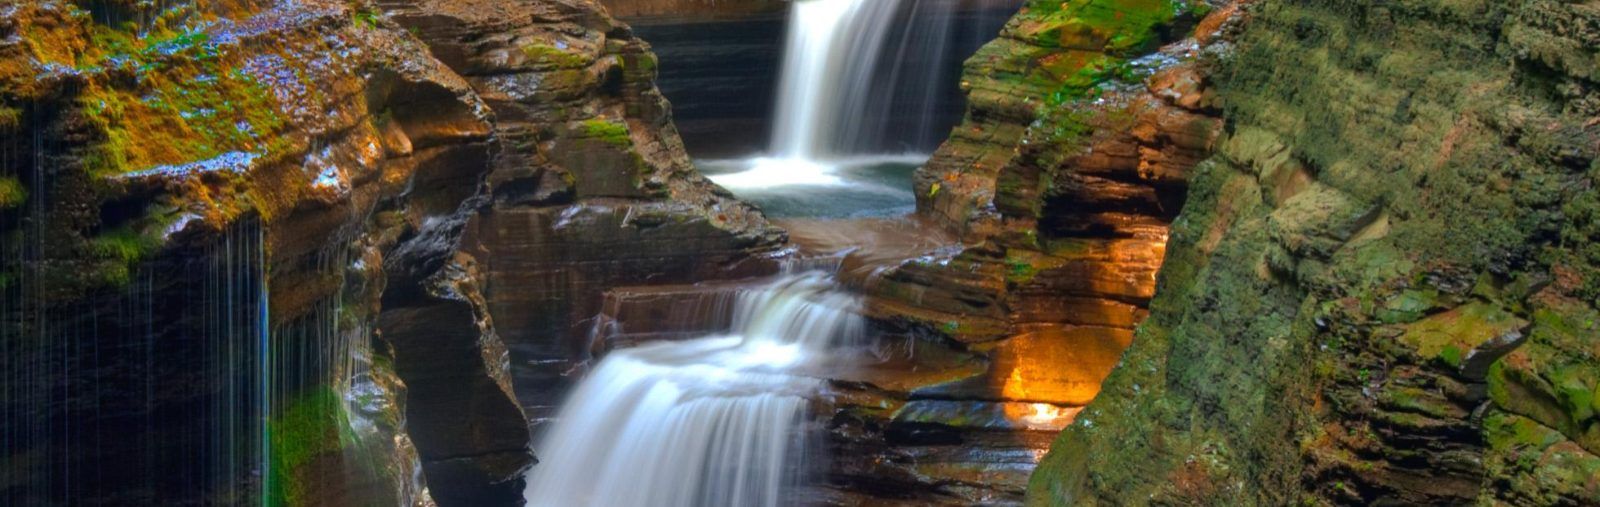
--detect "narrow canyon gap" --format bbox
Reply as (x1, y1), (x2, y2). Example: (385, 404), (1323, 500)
(2, 0), (1597, 506)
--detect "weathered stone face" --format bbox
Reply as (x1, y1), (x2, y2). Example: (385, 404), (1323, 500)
(378, 0), (786, 447)
(1, 0), (778, 504)
(1028, 0), (1600, 505)
(791, 1), (1235, 503)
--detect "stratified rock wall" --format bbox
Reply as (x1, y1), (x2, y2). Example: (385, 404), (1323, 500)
(1, 1), (506, 504)
(828, 1), (1234, 503)
(1030, 0), (1600, 504)
(0, 0), (769, 505)
(377, 0), (785, 431)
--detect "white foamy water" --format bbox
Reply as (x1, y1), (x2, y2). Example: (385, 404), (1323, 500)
(523, 273), (864, 507)
(709, 0), (1011, 191)
(701, 0), (904, 189)
(769, 0), (901, 160)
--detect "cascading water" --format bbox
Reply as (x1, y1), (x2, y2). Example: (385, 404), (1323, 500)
(523, 272), (864, 506)
(714, 0), (909, 190)
(704, 0), (1014, 218)
(768, 0), (903, 163)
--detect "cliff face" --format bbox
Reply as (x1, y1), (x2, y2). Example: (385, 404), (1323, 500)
(827, 0), (1232, 502)
(875, 0), (1226, 424)
(1029, 0), (1600, 504)
(2, 1), (494, 504)
(377, 0), (784, 432)
(0, 0), (776, 505)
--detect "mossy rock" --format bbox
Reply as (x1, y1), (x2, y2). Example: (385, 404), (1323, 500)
(268, 388), (351, 507)
(1489, 301), (1600, 456)
(579, 118), (633, 149)
(1398, 301), (1526, 375)
(1481, 410), (1600, 505)
(520, 42), (591, 69)
(0, 176), (25, 209)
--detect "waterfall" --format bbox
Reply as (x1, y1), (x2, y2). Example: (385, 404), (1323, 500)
(710, 0), (1012, 191)
(524, 272), (864, 506)
(768, 0), (903, 161)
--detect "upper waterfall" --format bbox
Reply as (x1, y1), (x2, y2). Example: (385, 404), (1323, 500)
(707, 0), (1008, 213)
(769, 0), (903, 161)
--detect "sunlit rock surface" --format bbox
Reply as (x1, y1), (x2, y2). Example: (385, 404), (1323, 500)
(772, 2), (1237, 502)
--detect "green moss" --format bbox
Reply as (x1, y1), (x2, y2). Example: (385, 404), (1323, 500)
(1482, 410), (1600, 503)
(88, 225), (161, 264)
(1399, 302), (1524, 367)
(520, 43), (590, 68)
(1376, 288), (1439, 324)
(1005, 255), (1041, 283)
(268, 387), (351, 507)
(1010, 0), (1186, 108)
(580, 118), (632, 149)
(620, 51), (658, 77)
(0, 176), (25, 209)
(73, 22), (290, 177)
(353, 9), (383, 29)
(79, 203), (184, 288)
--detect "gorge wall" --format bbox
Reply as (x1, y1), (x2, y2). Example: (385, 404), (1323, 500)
(886, 0), (1598, 504)
(1019, 0), (1600, 505)
(0, 0), (778, 504)
(4, 0), (1596, 505)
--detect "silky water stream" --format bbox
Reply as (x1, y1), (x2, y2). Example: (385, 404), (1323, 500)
(523, 273), (865, 506)
(525, 0), (1012, 504)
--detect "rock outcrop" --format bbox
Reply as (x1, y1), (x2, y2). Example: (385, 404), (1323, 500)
(0, 0), (775, 504)
(1, 1), (502, 504)
(819, 1), (1234, 502)
(376, 0), (785, 431)
(1029, 0), (1600, 504)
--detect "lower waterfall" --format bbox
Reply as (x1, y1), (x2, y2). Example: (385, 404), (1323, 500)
(523, 272), (864, 506)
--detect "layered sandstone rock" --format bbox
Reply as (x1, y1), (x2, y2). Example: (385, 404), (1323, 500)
(1030, 0), (1600, 504)
(0, 1), (504, 504)
(0, 0), (773, 505)
(818, 3), (1236, 502)
(376, 0), (785, 432)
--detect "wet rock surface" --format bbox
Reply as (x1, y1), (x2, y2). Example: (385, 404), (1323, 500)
(0, 0), (775, 504)
(379, 0), (786, 455)
(0, 0), (509, 503)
